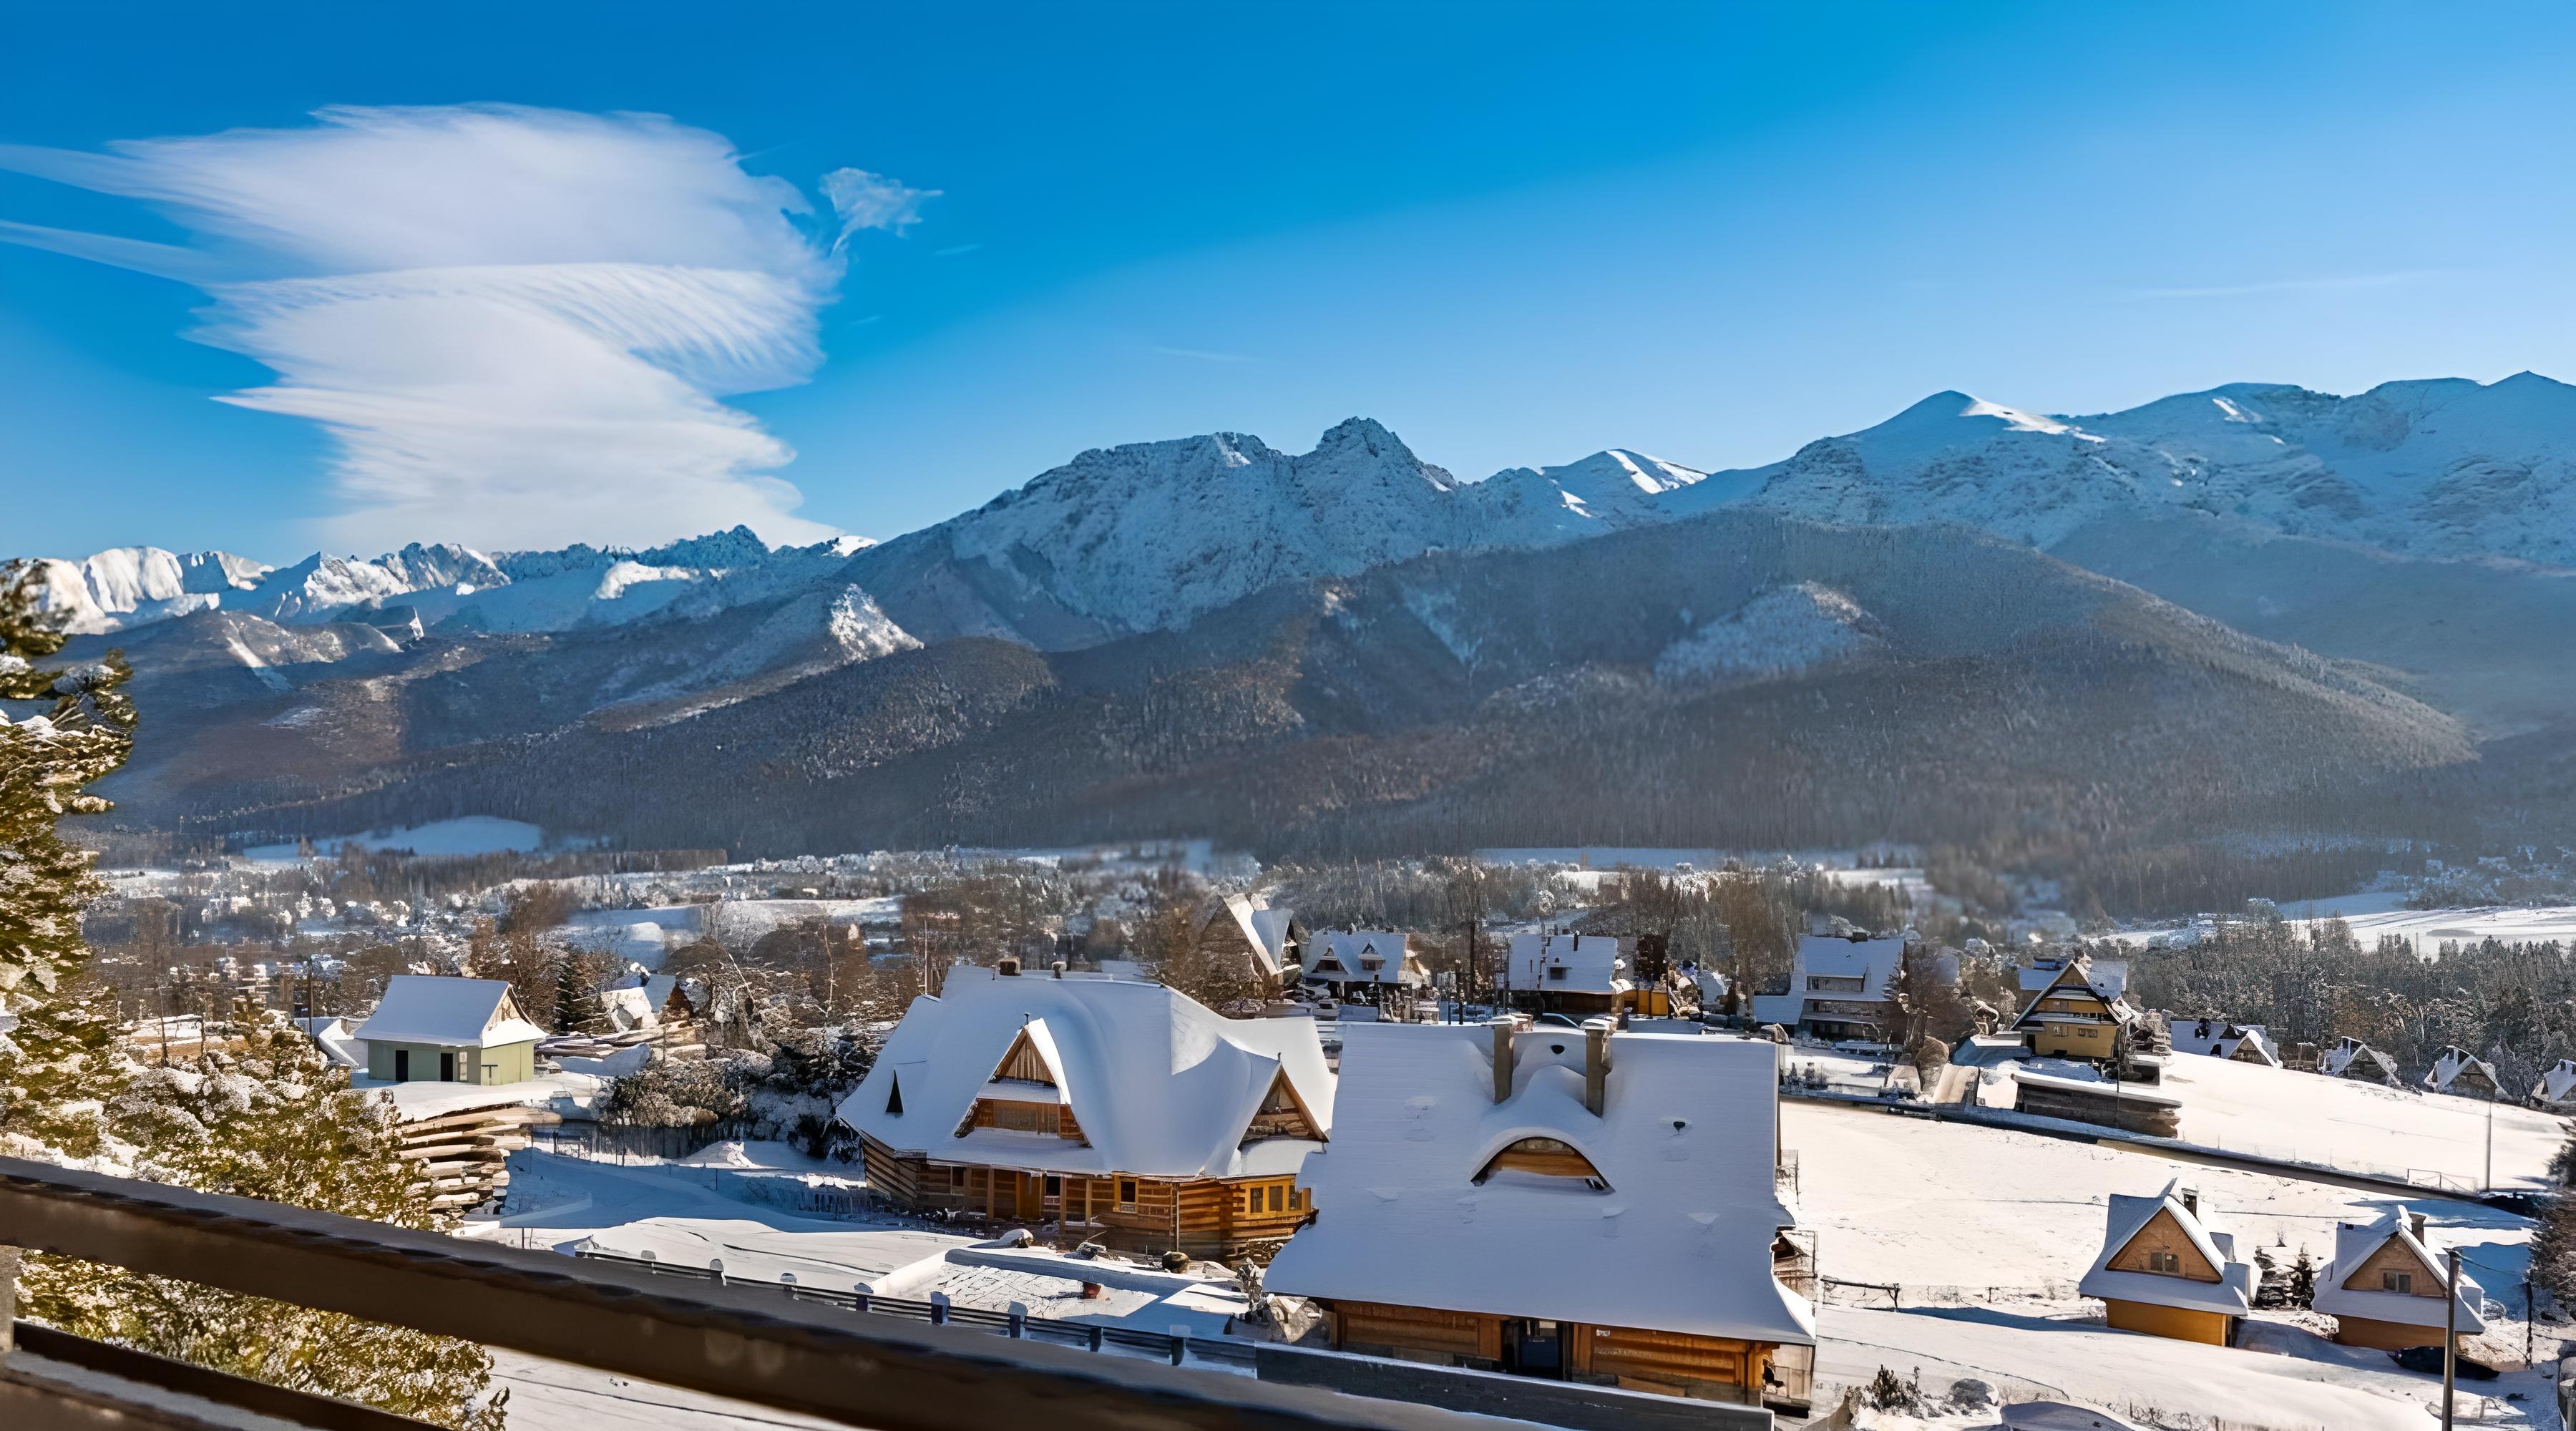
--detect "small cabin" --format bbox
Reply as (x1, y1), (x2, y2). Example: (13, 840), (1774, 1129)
(2312, 1206), (2485, 1351)
(836, 964), (1332, 1260)
(2422, 1045), (2502, 1100)
(353, 976), (545, 1085)
(2176, 1019), (2280, 1068)
(2075, 1180), (2254, 1345)
(2533, 1058), (2576, 1110)
(2321, 1036), (2401, 1087)
(1268, 1020), (1815, 1413)
(1302, 931), (1426, 1005)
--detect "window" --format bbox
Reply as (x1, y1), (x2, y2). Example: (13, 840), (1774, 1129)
(950, 1166), (968, 1188)
(1043, 1175), (1062, 1198)
(2383, 1270), (2413, 1294)
(1807, 975), (1865, 992)
(1245, 1186), (1262, 1216)
(989, 1102), (1057, 1134)
(1547, 967), (1567, 982)
(1291, 1188), (1304, 1211)
(2147, 1249), (2180, 1274)
(1267, 1183), (1285, 1213)
(1118, 1178), (1137, 1209)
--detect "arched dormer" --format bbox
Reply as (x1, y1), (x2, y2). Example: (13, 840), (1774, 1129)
(1473, 1136), (1611, 1191)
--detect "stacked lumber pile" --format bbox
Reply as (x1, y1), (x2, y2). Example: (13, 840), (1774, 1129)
(395, 1100), (562, 1213)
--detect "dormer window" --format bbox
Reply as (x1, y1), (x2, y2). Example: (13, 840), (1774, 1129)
(2147, 1249), (2180, 1274)
(1475, 1137), (1611, 1192)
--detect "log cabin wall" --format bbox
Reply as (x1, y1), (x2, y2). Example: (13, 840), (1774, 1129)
(854, 1133), (1307, 1259)
(1322, 1299), (1772, 1405)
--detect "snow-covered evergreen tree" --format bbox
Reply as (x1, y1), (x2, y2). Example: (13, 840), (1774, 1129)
(0, 558), (136, 1161)
(26, 1005), (508, 1430)
(550, 950), (608, 1035)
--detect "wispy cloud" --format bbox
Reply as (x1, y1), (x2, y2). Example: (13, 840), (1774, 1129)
(932, 242), (982, 258)
(822, 167), (938, 250)
(2117, 268), (2459, 301)
(1147, 343), (1254, 364)
(0, 104), (933, 552)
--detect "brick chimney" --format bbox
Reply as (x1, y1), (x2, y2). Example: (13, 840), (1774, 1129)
(1584, 1018), (1612, 1116)
(1490, 1017), (1516, 1103)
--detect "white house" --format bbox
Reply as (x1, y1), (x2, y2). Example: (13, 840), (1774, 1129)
(1303, 931), (1425, 1001)
(1751, 934), (1905, 1042)
(2311, 1206), (2486, 1350)
(2074, 1179), (2255, 1345)
(2422, 1045), (2503, 1099)
(1506, 932), (1629, 1016)
(1268, 1020), (1815, 1410)
(833, 964), (1333, 1259)
(354, 976), (547, 1085)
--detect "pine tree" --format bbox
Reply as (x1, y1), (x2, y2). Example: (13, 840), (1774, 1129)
(2287, 1246), (2318, 1308)
(0, 559), (137, 1161)
(550, 950), (608, 1035)
(25, 1004), (509, 1430)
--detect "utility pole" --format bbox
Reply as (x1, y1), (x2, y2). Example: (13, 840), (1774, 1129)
(2442, 1246), (2459, 1431)
(2485, 1087), (2496, 1193)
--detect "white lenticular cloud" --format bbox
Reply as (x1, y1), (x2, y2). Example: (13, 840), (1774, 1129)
(0, 104), (927, 552)
(822, 167), (940, 250)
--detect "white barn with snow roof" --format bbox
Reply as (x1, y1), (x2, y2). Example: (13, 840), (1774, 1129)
(1267, 1018), (1814, 1412)
(2075, 1179), (2254, 1345)
(835, 964), (1332, 1259)
(353, 975), (545, 1085)
(2312, 1206), (2486, 1350)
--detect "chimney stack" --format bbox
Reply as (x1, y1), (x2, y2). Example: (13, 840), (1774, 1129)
(1584, 1018), (1612, 1116)
(2178, 1187), (2200, 1218)
(1490, 1017), (1516, 1103)
(2410, 1211), (2428, 1242)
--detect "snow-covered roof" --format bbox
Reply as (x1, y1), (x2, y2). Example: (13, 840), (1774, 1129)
(2321, 1036), (2399, 1082)
(1797, 934), (1903, 998)
(834, 965), (1332, 1180)
(1505, 933), (1628, 996)
(2422, 1045), (2499, 1095)
(2311, 1206), (2485, 1334)
(2010, 1063), (2182, 1108)
(1211, 894), (1294, 977)
(294, 1015), (364, 1068)
(2534, 1058), (2576, 1106)
(2075, 1178), (2253, 1317)
(1267, 1023), (1813, 1347)
(2173, 1020), (2280, 1068)
(2019, 957), (2128, 999)
(600, 986), (659, 1033)
(353, 976), (547, 1048)
(1307, 932), (1423, 987)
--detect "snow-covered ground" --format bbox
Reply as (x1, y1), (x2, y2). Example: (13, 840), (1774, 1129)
(244, 816), (580, 863)
(2156, 1049), (2565, 1191)
(1788, 1101), (2552, 1427)
(2287, 903), (2576, 956)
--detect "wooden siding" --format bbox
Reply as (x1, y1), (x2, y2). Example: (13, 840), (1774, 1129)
(992, 1029), (1056, 1085)
(2343, 1237), (2441, 1297)
(2106, 1207), (2222, 1282)
(1476, 1138), (1606, 1183)
(854, 1133), (1303, 1259)
(1323, 1299), (1775, 1402)
(2104, 1299), (2230, 1345)
(2333, 1314), (2455, 1351)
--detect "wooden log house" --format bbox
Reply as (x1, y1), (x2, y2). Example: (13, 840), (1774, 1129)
(836, 963), (1333, 1261)
(2074, 1180), (2255, 1345)
(1267, 1018), (1816, 1413)
(2312, 1206), (2487, 1350)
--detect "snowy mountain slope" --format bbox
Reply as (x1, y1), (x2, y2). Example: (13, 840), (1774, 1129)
(848, 419), (1724, 648)
(24, 525), (876, 639)
(28, 546), (272, 633)
(1677, 372), (2576, 567)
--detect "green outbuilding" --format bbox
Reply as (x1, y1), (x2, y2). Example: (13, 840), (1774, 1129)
(355, 975), (547, 1086)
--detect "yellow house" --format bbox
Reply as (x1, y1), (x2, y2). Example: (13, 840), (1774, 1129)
(2076, 1180), (2253, 1346)
(2313, 1206), (2486, 1350)
(2009, 955), (2134, 1061)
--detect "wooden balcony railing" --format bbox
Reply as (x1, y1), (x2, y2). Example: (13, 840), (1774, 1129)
(0, 1156), (1492, 1431)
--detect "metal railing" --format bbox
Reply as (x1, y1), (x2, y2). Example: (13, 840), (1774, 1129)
(0, 1156), (1489, 1431)
(570, 1246), (1259, 1370)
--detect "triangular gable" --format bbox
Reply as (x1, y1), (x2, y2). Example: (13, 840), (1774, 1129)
(2338, 1224), (2442, 1292)
(886, 1070), (904, 1116)
(2104, 1206), (2223, 1283)
(2011, 959), (2122, 1027)
(990, 1024), (1062, 1088)
(1241, 1067), (1324, 1145)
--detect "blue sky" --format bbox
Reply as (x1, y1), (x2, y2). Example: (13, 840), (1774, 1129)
(6, 1), (2573, 560)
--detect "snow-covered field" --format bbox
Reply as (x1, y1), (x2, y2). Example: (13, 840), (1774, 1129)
(244, 816), (578, 863)
(2157, 1048), (2565, 1191)
(1788, 1100), (2551, 1427)
(2288, 903), (2576, 955)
